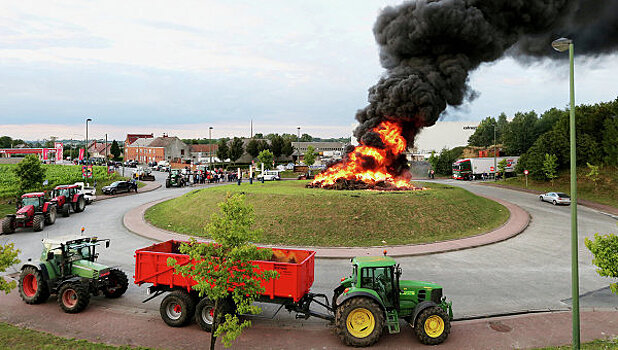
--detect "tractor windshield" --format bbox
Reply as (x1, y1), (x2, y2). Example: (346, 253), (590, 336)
(55, 188), (70, 197)
(21, 197), (41, 208)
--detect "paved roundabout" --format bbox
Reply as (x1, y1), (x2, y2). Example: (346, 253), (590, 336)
(1, 172), (616, 349)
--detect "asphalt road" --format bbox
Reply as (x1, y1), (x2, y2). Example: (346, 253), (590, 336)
(1, 174), (616, 328)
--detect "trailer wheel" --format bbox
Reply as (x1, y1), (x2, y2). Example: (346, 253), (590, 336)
(32, 215), (44, 232)
(160, 291), (196, 327)
(102, 269), (129, 298)
(195, 298), (216, 332)
(335, 297), (384, 347)
(58, 282), (90, 313)
(413, 306), (450, 345)
(2, 216), (15, 234)
(18, 266), (49, 304)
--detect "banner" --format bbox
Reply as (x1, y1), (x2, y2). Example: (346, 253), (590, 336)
(82, 165), (93, 178)
(54, 142), (63, 162)
(78, 148), (85, 161)
(42, 148), (48, 161)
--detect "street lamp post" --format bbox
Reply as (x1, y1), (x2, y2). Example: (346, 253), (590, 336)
(297, 126), (301, 165)
(493, 124), (497, 181)
(552, 37), (579, 350)
(209, 127), (213, 171)
(85, 118), (92, 161)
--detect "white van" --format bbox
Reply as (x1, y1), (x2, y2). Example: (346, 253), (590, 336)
(257, 170), (281, 181)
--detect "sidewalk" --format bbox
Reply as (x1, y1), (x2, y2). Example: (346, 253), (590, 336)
(124, 194), (530, 258)
(1, 289), (615, 349)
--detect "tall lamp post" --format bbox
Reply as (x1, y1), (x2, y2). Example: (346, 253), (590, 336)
(552, 37), (579, 350)
(296, 126), (301, 165)
(493, 124), (497, 181)
(209, 127), (213, 171)
(85, 118), (92, 161)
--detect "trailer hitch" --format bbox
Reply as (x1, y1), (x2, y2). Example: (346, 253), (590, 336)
(286, 293), (335, 322)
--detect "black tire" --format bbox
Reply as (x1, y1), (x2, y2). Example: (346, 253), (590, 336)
(165, 179), (170, 188)
(335, 298), (384, 347)
(45, 205), (57, 225)
(159, 291), (196, 327)
(62, 203), (71, 217)
(57, 282), (90, 313)
(102, 269), (129, 298)
(195, 298), (216, 332)
(539, 196), (544, 202)
(74, 196), (86, 213)
(18, 266), (49, 304)
(111, 189), (116, 195)
(552, 200), (557, 206)
(2, 216), (15, 234)
(414, 306), (451, 345)
(32, 215), (44, 232)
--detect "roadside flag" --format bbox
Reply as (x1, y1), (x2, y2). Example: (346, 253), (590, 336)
(78, 148), (85, 160)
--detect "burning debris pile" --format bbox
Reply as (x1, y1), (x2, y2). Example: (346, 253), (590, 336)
(310, 0), (618, 190)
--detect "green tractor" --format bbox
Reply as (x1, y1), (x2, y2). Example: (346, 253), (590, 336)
(332, 255), (453, 347)
(18, 235), (129, 313)
(165, 169), (185, 188)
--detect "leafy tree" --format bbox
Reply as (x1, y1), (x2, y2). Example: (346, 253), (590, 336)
(542, 153), (558, 186)
(304, 146), (317, 166)
(467, 116), (497, 147)
(168, 194), (277, 349)
(585, 233), (618, 294)
(228, 138), (244, 165)
(270, 135), (284, 159)
(503, 111), (538, 155)
(11, 139), (25, 147)
(535, 108), (565, 137)
(253, 133), (264, 139)
(0, 243), (20, 294)
(43, 136), (58, 148)
(257, 140), (270, 153)
(257, 150), (274, 168)
(14, 155), (46, 192)
(0, 136), (12, 148)
(497, 159), (507, 179)
(601, 116), (618, 165)
(430, 147), (464, 176)
(300, 133), (313, 142)
(217, 138), (229, 161)
(282, 139), (294, 157)
(110, 140), (121, 159)
(585, 162), (601, 192)
(245, 139), (260, 158)
(496, 113), (509, 144)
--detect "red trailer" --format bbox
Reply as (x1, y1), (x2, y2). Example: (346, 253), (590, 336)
(134, 240), (332, 331)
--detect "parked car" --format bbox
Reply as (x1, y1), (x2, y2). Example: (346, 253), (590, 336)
(257, 170), (281, 181)
(102, 181), (137, 195)
(297, 172), (315, 180)
(73, 182), (97, 204)
(539, 192), (571, 205)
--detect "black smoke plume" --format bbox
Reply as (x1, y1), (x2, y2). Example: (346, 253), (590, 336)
(353, 0), (618, 176)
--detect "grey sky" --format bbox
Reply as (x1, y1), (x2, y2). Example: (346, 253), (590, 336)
(1, 1), (617, 141)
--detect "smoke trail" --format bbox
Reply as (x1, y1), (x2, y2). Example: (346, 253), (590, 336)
(353, 0), (618, 176)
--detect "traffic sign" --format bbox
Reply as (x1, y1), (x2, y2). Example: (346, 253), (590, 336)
(524, 169), (529, 175)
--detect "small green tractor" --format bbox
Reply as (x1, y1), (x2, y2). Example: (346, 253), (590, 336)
(331, 255), (453, 346)
(18, 235), (129, 313)
(165, 169), (185, 188)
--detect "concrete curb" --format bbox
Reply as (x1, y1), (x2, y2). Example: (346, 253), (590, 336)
(124, 189), (530, 258)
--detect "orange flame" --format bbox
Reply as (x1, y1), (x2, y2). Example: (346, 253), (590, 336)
(311, 121), (412, 189)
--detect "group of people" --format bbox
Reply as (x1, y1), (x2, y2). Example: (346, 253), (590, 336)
(181, 168), (241, 185)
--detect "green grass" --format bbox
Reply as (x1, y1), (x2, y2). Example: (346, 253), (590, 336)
(145, 181), (509, 247)
(0, 202), (13, 217)
(279, 170), (305, 178)
(0, 322), (152, 349)
(496, 166), (618, 208)
(534, 338), (618, 349)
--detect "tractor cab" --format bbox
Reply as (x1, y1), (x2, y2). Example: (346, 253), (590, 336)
(51, 185), (79, 199)
(19, 193), (46, 211)
(41, 235), (111, 278)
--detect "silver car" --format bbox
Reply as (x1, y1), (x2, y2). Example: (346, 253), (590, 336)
(539, 192), (571, 205)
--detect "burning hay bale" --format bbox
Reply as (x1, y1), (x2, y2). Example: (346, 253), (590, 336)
(307, 178), (422, 191)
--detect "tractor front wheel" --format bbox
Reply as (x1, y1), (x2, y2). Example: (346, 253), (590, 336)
(18, 266), (49, 304)
(159, 291), (196, 327)
(58, 282), (90, 313)
(45, 205), (57, 225)
(32, 215), (44, 232)
(1, 216), (15, 234)
(61, 204), (71, 217)
(335, 298), (384, 347)
(165, 179), (170, 188)
(102, 269), (129, 298)
(413, 306), (451, 345)
(73, 197), (86, 213)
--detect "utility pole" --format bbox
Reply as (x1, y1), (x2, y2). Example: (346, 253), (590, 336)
(493, 124), (497, 181)
(297, 126), (301, 165)
(105, 133), (108, 164)
(85, 118), (92, 161)
(250, 120), (253, 138)
(209, 126), (213, 171)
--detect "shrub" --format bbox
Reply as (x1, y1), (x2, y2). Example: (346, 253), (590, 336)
(585, 233), (618, 294)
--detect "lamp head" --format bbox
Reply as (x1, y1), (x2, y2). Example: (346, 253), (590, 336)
(551, 37), (572, 52)
(86, 118), (92, 122)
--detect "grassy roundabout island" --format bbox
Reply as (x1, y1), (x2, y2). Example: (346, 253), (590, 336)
(145, 181), (509, 247)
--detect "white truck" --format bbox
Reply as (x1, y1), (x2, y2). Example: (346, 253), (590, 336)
(257, 170), (281, 181)
(452, 157), (519, 180)
(74, 182), (97, 204)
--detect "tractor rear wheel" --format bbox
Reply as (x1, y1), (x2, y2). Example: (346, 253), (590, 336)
(61, 203), (71, 217)
(32, 215), (44, 232)
(159, 291), (196, 327)
(2, 216), (15, 234)
(73, 197), (86, 213)
(58, 282), (90, 313)
(413, 306), (451, 345)
(335, 297), (384, 347)
(45, 206), (57, 225)
(165, 179), (171, 188)
(102, 269), (129, 298)
(18, 266), (49, 304)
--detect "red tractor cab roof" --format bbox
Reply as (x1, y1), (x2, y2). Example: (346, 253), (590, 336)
(22, 192), (45, 198)
(54, 184), (79, 190)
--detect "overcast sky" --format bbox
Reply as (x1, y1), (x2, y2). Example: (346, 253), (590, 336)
(1, 0), (617, 142)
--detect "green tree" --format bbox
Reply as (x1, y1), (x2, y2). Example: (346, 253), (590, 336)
(11, 139), (25, 147)
(430, 147), (464, 176)
(270, 135), (284, 159)
(168, 194), (277, 349)
(253, 133), (264, 139)
(467, 117), (497, 147)
(586, 162), (601, 192)
(257, 150), (274, 168)
(300, 133), (313, 142)
(217, 138), (229, 162)
(503, 111), (538, 155)
(601, 116), (618, 165)
(304, 146), (317, 166)
(281, 139), (294, 157)
(0, 243), (20, 294)
(257, 140), (270, 153)
(110, 140), (121, 159)
(496, 113), (509, 144)
(0, 136), (12, 148)
(228, 138), (244, 165)
(245, 139), (260, 158)
(585, 233), (618, 294)
(497, 159), (507, 179)
(542, 153), (558, 186)
(14, 155), (46, 192)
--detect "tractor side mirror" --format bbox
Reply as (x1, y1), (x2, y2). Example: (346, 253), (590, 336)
(106, 241), (110, 248)
(47, 251), (54, 261)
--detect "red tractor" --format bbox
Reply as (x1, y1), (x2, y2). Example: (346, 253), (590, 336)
(50, 184), (87, 217)
(1, 193), (57, 233)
